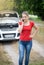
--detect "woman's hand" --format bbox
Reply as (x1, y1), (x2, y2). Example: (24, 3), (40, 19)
(18, 21), (24, 33)
(29, 24), (39, 38)
(29, 34), (34, 38)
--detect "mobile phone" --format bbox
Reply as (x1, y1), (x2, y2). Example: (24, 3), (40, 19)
(22, 19), (24, 22)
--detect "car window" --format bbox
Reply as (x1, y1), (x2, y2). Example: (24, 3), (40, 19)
(9, 13), (18, 17)
(0, 13), (18, 18)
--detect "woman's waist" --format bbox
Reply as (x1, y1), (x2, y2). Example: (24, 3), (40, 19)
(20, 35), (32, 41)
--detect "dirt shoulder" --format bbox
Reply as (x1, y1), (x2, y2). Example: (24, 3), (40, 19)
(0, 43), (13, 65)
(11, 41), (44, 62)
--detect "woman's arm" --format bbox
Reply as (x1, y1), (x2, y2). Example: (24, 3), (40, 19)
(18, 22), (24, 33)
(30, 24), (39, 38)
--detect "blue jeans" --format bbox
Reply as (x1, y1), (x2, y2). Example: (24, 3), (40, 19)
(19, 40), (32, 65)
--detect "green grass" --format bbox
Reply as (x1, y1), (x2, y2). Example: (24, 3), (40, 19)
(29, 62), (44, 65)
(0, 61), (13, 65)
(30, 16), (44, 24)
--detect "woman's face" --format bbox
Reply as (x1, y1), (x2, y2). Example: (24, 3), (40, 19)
(22, 14), (29, 22)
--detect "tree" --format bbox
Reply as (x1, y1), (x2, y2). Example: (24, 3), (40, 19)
(13, 0), (44, 20)
(31, 0), (44, 20)
(0, 0), (14, 11)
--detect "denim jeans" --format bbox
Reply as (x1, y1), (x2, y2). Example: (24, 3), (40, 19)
(19, 40), (32, 65)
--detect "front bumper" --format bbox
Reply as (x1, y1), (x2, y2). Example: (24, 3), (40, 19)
(0, 30), (20, 41)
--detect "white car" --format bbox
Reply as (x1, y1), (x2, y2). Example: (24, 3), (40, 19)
(0, 11), (20, 41)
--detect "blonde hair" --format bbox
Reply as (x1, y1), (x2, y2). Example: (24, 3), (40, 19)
(22, 11), (29, 17)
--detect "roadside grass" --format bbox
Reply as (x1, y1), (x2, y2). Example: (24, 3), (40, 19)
(0, 60), (13, 65)
(29, 49), (44, 65)
(30, 16), (44, 24)
(33, 26), (44, 44)
(0, 44), (13, 65)
(29, 50), (44, 65)
(29, 62), (44, 65)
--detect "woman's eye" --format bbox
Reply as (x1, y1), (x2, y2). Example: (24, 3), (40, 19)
(22, 16), (26, 18)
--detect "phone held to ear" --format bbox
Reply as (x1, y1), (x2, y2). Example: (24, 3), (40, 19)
(18, 18), (24, 25)
(22, 19), (24, 22)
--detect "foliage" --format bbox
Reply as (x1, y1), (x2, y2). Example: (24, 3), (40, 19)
(0, 0), (44, 20)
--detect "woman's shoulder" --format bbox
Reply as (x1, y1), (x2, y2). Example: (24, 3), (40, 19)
(30, 20), (34, 23)
(29, 20), (35, 27)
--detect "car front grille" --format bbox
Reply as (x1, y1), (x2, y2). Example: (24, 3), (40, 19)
(0, 23), (18, 31)
(3, 33), (16, 38)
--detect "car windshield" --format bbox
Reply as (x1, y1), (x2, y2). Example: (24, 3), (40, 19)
(0, 13), (18, 18)
(0, 12), (19, 22)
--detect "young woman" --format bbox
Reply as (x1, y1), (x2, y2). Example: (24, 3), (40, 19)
(18, 11), (38, 65)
